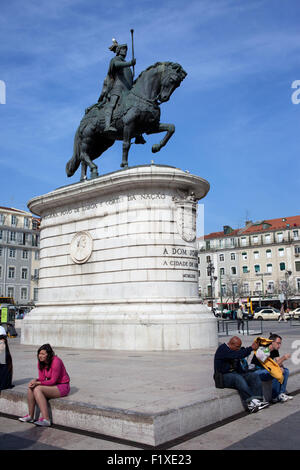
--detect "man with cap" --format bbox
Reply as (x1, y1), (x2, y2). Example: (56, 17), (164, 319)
(100, 39), (136, 132)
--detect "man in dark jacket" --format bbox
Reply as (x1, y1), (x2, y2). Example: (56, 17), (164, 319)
(214, 336), (269, 413)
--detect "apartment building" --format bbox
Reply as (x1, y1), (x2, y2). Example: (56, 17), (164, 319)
(0, 206), (40, 307)
(198, 215), (300, 308)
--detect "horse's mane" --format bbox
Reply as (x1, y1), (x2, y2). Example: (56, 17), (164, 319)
(133, 62), (186, 85)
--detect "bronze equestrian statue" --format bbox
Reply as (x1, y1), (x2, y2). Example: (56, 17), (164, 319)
(66, 36), (187, 181)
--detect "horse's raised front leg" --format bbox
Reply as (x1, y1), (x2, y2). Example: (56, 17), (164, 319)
(150, 123), (175, 153)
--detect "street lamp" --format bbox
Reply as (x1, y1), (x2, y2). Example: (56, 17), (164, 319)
(255, 272), (271, 307)
(207, 261), (217, 312)
(284, 270), (292, 309)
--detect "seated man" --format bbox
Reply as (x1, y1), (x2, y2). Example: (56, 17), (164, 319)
(214, 336), (269, 413)
(251, 333), (293, 402)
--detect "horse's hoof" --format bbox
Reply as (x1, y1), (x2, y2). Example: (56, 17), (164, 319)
(90, 169), (99, 179)
(152, 144), (160, 153)
(120, 162), (128, 169)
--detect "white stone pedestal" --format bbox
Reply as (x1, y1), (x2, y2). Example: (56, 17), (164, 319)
(22, 165), (217, 350)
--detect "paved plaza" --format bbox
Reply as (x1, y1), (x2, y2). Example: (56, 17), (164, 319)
(0, 321), (299, 447)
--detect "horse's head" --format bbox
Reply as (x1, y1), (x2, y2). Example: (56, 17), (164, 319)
(158, 62), (187, 103)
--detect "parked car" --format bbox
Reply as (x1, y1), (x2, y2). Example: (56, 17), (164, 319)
(243, 311), (253, 320)
(253, 306), (266, 314)
(289, 307), (300, 319)
(253, 308), (280, 320)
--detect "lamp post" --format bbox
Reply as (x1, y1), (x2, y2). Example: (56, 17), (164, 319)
(207, 261), (217, 312)
(219, 268), (223, 315)
(284, 270), (292, 309)
(255, 272), (271, 307)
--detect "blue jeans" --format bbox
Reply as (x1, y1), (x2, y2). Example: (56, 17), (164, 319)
(272, 368), (289, 398)
(254, 367), (289, 399)
(222, 371), (263, 404)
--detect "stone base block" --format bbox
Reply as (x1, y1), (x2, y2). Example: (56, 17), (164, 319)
(22, 301), (217, 350)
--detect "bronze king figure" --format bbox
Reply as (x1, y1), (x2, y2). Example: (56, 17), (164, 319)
(66, 30), (187, 180)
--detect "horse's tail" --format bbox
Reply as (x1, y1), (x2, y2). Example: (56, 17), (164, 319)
(66, 128), (81, 177)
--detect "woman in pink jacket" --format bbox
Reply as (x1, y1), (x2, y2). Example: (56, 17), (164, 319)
(19, 343), (70, 427)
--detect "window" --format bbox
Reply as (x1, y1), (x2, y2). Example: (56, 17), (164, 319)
(9, 248), (16, 258)
(277, 232), (283, 242)
(293, 230), (299, 240)
(267, 281), (274, 293)
(254, 251), (259, 259)
(34, 288), (38, 302)
(295, 246), (300, 255)
(8, 267), (15, 279)
(266, 263), (273, 273)
(206, 255), (211, 262)
(278, 248), (284, 257)
(295, 261), (300, 272)
(219, 239), (224, 248)
(219, 254), (224, 262)
(21, 268), (28, 280)
(21, 288), (28, 300)
(266, 249), (272, 258)
(243, 266), (249, 273)
(232, 284), (238, 294)
(0, 230), (2, 240)
(230, 253), (236, 260)
(0, 266), (2, 278)
(265, 234), (271, 243)
(206, 241), (210, 250)
(220, 268), (225, 276)
(241, 237), (247, 246)
(0, 248), (2, 256)
(7, 287), (14, 298)
(254, 264), (260, 273)
(255, 282), (262, 292)
(22, 250), (28, 259)
(10, 231), (16, 242)
(35, 250), (39, 260)
(221, 284), (226, 295)
(32, 220), (39, 230)
(24, 218), (29, 228)
(231, 266), (237, 275)
(243, 283), (249, 294)
(242, 252), (248, 260)
(0, 214), (5, 224)
(280, 262), (286, 271)
(297, 279), (300, 292)
(252, 235), (258, 244)
(11, 215), (17, 226)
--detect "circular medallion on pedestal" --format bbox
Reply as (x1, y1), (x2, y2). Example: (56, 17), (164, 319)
(70, 231), (93, 264)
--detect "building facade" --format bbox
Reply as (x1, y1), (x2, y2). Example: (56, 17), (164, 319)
(198, 216), (300, 309)
(0, 206), (40, 307)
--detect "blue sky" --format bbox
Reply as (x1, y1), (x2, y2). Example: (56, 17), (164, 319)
(0, 0), (299, 234)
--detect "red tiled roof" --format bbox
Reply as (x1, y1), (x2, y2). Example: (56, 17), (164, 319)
(204, 229), (240, 240)
(241, 215), (300, 234)
(202, 215), (300, 239)
(0, 206), (28, 213)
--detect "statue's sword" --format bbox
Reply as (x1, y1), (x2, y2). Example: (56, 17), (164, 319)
(130, 29), (135, 78)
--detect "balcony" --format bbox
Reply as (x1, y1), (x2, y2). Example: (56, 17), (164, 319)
(199, 232), (299, 253)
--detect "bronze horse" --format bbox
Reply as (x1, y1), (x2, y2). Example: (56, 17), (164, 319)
(66, 62), (187, 180)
